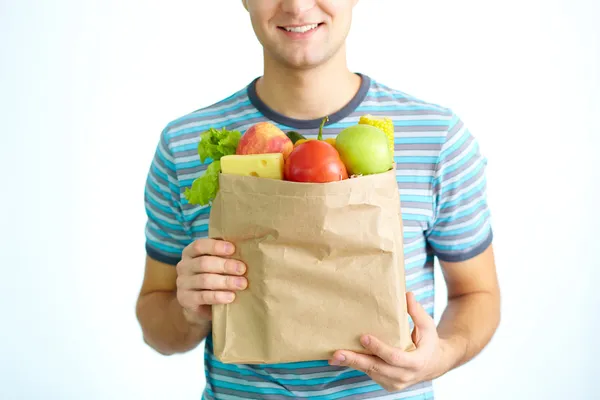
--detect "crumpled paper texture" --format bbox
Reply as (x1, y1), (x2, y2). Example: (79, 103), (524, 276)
(209, 167), (415, 364)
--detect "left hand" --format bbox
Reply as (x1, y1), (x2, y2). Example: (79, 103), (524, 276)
(328, 292), (447, 393)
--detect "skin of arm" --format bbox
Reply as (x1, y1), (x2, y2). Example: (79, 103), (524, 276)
(135, 256), (210, 356)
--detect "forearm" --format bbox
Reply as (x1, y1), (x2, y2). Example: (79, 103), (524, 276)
(136, 291), (211, 355)
(432, 290), (501, 378)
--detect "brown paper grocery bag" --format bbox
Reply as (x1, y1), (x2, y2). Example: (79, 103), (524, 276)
(208, 167), (415, 364)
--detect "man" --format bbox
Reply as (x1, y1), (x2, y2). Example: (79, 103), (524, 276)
(136, 1), (501, 399)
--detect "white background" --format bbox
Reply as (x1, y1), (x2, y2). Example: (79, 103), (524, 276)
(1, 0), (598, 399)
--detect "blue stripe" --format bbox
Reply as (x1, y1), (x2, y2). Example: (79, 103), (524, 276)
(209, 379), (383, 399)
(156, 145), (176, 171)
(403, 237), (425, 253)
(147, 212), (185, 232)
(416, 290), (434, 302)
(436, 199), (487, 223)
(146, 238), (182, 255)
(150, 165), (180, 195)
(401, 213), (431, 222)
(437, 160), (484, 196)
(433, 147), (479, 188)
(429, 210), (490, 237)
(145, 191), (175, 215)
(394, 136), (446, 144)
(407, 271), (434, 286)
(439, 128), (471, 160)
(400, 194), (432, 203)
(430, 225), (491, 252)
(210, 363), (365, 386)
(405, 255), (434, 269)
(183, 206), (211, 221)
(396, 175), (433, 184)
(191, 224), (209, 234)
(169, 112), (264, 138)
(172, 142), (200, 153)
(440, 179), (486, 210)
(165, 93), (247, 128)
(394, 156), (438, 164)
(177, 159), (205, 169)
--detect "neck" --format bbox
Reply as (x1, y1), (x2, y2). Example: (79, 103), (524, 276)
(255, 46), (362, 121)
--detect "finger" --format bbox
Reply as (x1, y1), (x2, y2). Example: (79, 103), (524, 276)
(180, 273), (248, 291)
(329, 350), (393, 377)
(191, 255), (246, 276)
(406, 292), (436, 341)
(183, 238), (235, 259)
(359, 335), (419, 369)
(179, 288), (236, 307)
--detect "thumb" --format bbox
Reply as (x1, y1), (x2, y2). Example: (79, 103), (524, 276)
(407, 292), (435, 341)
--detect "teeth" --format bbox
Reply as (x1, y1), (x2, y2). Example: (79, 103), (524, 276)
(284, 24), (318, 33)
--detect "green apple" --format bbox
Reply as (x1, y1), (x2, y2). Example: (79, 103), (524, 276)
(335, 124), (393, 175)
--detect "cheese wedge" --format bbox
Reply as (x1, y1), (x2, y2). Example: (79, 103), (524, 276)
(220, 153), (284, 180)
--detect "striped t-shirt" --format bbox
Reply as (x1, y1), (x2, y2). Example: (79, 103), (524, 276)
(143, 73), (493, 399)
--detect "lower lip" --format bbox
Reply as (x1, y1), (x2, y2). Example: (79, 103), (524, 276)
(278, 24), (322, 39)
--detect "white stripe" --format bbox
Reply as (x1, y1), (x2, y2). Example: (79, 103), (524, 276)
(431, 220), (490, 247)
(396, 169), (434, 177)
(412, 284), (434, 297)
(437, 191), (487, 218)
(397, 188), (431, 196)
(145, 225), (187, 243)
(363, 386), (434, 399)
(191, 217), (210, 227)
(401, 206), (432, 217)
(433, 207), (488, 232)
(146, 205), (180, 227)
(178, 154), (203, 164)
(180, 171), (204, 182)
(439, 137), (477, 173)
(440, 123), (468, 154)
(169, 108), (258, 140)
(145, 186), (172, 208)
(394, 149), (439, 157)
(439, 154), (482, 190)
(152, 158), (180, 188)
(185, 95), (249, 116)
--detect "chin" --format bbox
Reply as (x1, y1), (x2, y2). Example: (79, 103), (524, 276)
(274, 48), (334, 70)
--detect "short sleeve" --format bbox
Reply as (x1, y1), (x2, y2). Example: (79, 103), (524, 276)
(143, 130), (192, 265)
(426, 113), (493, 262)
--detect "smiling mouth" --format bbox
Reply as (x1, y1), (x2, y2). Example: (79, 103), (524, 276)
(278, 23), (324, 33)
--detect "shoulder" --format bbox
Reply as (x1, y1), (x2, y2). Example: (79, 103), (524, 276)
(158, 85), (256, 155)
(365, 78), (472, 155)
(367, 78), (454, 117)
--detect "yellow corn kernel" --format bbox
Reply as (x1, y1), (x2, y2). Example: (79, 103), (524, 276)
(325, 138), (336, 148)
(358, 114), (394, 153)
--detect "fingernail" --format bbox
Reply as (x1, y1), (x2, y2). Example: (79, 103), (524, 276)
(361, 336), (371, 346)
(236, 262), (245, 274)
(225, 293), (235, 302)
(235, 278), (247, 289)
(331, 354), (346, 365)
(224, 243), (234, 253)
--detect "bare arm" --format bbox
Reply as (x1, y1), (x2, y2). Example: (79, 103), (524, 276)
(135, 256), (210, 355)
(136, 239), (248, 356)
(432, 244), (501, 377)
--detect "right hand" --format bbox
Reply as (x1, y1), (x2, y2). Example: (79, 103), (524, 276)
(176, 238), (248, 324)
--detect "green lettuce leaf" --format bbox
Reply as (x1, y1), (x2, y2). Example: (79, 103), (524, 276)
(184, 160), (221, 206)
(197, 127), (241, 163)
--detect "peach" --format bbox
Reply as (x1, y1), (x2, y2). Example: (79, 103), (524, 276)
(236, 122), (293, 159)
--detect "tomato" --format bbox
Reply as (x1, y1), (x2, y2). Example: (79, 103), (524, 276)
(284, 140), (349, 183)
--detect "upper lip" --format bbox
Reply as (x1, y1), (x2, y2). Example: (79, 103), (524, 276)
(279, 23), (322, 27)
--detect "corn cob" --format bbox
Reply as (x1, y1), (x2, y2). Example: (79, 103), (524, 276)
(358, 114), (394, 154)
